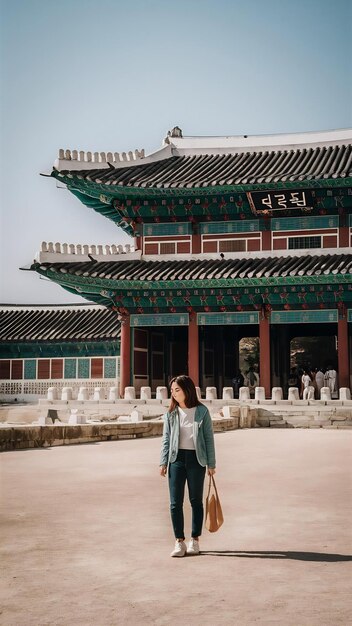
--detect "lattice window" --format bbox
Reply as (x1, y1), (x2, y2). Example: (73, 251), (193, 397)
(160, 242), (176, 254)
(64, 359), (77, 378)
(272, 216), (338, 231)
(104, 358), (117, 378)
(219, 240), (246, 252)
(200, 220), (260, 234)
(288, 236), (321, 249)
(77, 359), (89, 378)
(24, 360), (36, 379)
(0, 378), (121, 397)
(143, 223), (192, 236)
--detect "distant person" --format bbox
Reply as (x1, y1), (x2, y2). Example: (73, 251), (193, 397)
(310, 368), (317, 392)
(232, 370), (244, 399)
(324, 369), (329, 388)
(245, 366), (259, 396)
(302, 370), (312, 400)
(326, 367), (337, 396)
(315, 368), (325, 395)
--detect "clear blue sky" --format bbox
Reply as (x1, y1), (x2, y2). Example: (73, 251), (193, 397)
(1, 0), (351, 303)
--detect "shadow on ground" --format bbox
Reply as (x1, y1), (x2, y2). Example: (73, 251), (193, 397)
(201, 550), (352, 562)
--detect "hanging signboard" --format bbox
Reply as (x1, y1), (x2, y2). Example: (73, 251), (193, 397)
(247, 189), (314, 215)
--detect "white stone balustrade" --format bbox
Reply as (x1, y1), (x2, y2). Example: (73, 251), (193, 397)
(140, 387), (151, 400)
(130, 409), (143, 422)
(272, 387), (283, 401)
(222, 387), (234, 400)
(93, 387), (104, 401)
(206, 387), (217, 400)
(303, 386), (315, 400)
(78, 387), (89, 401)
(255, 386), (266, 401)
(47, 387), (58, 401)
(124, 387), (136, 400)
(320, 387), (331, 401)
(339, 387), (351, 400)
(108, 387), (119, 401)
(68, 409), (86, 425)
(196, 386), (202, 400)
(156, 386), (168, 400)
(40, 241), (136, 257)
(288, 387), (300, 401)
(239, 387), (250, 401)
(58, 147), (145, 163)
(61, 387), (73, 401)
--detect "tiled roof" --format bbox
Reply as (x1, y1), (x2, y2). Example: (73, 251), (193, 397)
(57, 143), (352, 189)
(0, 304), (120, 342)
(36, 253), (352, 283)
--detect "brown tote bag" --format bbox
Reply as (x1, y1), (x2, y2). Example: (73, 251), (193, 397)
(205, 474), (224, 532)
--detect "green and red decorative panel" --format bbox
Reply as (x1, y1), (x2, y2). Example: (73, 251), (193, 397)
(52, 171), (352, 237)
(33, 264), (352, 315)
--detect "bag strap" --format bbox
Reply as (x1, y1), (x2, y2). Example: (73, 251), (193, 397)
(207, 474), (219, 499)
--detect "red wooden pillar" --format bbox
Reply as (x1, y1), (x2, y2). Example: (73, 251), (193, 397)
(188, 315), (199, 387)
(120, 316), (131, 398)
(259, 312), (271, 398)
(338, 315), (349, 388)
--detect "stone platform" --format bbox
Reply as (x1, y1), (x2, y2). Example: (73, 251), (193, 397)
(1, 399), (352, 451)
(1, 429), (351, 626)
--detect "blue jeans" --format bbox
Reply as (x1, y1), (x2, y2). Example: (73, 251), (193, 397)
(168, 449), (206, 540)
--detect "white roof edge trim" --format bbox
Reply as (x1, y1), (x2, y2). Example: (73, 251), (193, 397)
(0, 304), (106, 312)
(55, 145), (173, 172)
(168, 128), (352, 155)
(54, 128), (352, 171)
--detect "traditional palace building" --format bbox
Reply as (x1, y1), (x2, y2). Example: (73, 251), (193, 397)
(1, 127), (352, 398)
(0, 304), (120, 399)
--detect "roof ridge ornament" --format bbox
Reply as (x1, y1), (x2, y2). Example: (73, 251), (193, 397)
(164, 126), (183, 143)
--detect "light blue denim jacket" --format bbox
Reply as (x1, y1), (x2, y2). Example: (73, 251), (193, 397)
(159, 403), (216, 468)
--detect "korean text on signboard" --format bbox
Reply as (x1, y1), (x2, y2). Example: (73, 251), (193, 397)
(247, 190), (313, 214)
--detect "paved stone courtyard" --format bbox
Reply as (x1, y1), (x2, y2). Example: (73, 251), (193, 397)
(1, 429), (351, 626)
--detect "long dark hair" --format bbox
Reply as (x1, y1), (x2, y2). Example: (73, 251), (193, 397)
(168, 375), (201, 412)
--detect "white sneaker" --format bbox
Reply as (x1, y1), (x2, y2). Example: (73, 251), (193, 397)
(170, 540), (187, 557)
(186, 538), (200, 556)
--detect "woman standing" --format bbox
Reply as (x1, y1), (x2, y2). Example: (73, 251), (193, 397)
(159, 375), (216, 558)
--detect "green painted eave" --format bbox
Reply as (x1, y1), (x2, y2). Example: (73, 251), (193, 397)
(51, 170), (352, 237)
(0, 340), (120, 359)
(34, 264), (352, 291)
(52, 170), (352, 197)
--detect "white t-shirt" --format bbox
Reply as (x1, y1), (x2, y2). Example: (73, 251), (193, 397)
(178, 407), (196, 450)
(302, 374), (311, 388)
